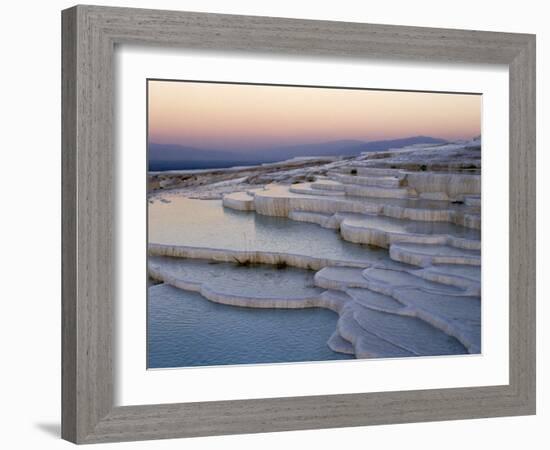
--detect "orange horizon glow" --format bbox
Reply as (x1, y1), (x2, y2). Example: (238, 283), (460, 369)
(148, 80), (481, 150)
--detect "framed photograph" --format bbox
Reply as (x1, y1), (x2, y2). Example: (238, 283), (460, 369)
(62, 5), (536, 444)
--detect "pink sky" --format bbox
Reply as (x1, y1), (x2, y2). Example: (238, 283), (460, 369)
(148, 80), (481, 150)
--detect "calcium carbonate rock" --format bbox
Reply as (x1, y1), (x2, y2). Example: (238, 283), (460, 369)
(345, 288), (405, 314)
(356, 139), (481, 172)
(222, 191), (255, 211)
(329, 172), (403, 188)
(314, 267), (371, 291)
(327, 331), (356, 355)
(389, 243), (481, 267)
(351, 303), (467, 356)
(338, 213), (480, 250)
(148, 138), (484, 360)
(289, 182), (345, 196)
(148, 257), (326, 309)
(361, 267), (466, 296)
(147, 254), (479, 358)
(149, 243), (379, 271)
(227, 183), (481, 230)
(346, 287), (480, 353)
(288, 211), (339, 229)
(462, 213), (481, 229)
(336, 309), (414, 358)
(391, 288), (481, 353)
(310, 179), (346, 191)
(337, 167), (406, 178)
(253, 185), (373, 217)
(319, 289), (353, 313)
(410, 264), (481, 295)
(405, 172), (481, 201)
(343, 184), (411, 199)
(464, 195), (481, 207)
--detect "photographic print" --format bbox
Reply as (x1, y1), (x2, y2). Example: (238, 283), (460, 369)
(147, 80), (481, 369)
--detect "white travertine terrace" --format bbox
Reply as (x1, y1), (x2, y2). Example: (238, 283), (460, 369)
(360, 267), (469, 296)
(223, 181), (481, 229)
(412, 264), (481, 295)
(310, 179), (347, 191)
(288, 211), (340, 229)
(314, 267), (372, 291)
(149, 256), (470, 358)
(149, 243), (377, 271)
(405, 172), (481, 201)
(342, 184), (412, 199)
(328, 172), (404, 188)
(464, 195), (481, 207)
(389, 243), (481, 267)
(337, 213), (480, 250)
(346, 287), (480, 353)
(149, 139), (482, 359)
(289, 182), (346, 196)
(221, 191), (255, 211)
(252, 187), (479, 227)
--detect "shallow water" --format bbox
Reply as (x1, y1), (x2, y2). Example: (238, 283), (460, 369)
(343, 213), (480, 239)
(148, 284), (352, 368)
(148, 256), (324, 300)
(148, 197), (392, 265)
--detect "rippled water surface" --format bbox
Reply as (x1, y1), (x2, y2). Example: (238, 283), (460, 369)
(148, 284), (352, 368)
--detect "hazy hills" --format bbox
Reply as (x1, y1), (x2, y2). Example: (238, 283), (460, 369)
(149, 136), (447, 171)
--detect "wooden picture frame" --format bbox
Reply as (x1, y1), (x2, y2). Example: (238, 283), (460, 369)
(61, 5), (536, 444)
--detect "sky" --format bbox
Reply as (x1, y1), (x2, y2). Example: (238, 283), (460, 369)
(148, 80), (481, 151)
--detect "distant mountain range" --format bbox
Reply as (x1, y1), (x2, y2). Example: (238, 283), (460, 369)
(148, 136), (447, 171)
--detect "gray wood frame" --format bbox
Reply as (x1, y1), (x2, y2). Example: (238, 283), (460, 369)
(62, 4), (536, 444)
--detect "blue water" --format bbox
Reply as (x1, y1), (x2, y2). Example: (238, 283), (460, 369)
(147, 284), (352, 368)
(149, 197), (394, 267)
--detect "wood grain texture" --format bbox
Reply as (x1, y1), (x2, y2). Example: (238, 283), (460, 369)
(61, 4), (536, 444)
(61, 7), (77, 443)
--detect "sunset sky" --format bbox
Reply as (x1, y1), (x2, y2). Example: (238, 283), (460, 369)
(148, 80), (481, 150)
